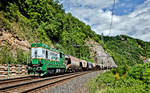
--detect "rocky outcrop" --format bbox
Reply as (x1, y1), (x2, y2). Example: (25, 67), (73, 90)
(0, 28), (30, 51)
(86, 40), (117, 67)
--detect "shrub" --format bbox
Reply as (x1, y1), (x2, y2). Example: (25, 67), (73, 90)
(89, 63), (150, 93)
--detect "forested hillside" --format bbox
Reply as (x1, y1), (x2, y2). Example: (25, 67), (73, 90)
(0, 0), (150, 66)
(0, 0), (101, 64)
(103, 35), (150, 66)
(88, 35), (150, 92)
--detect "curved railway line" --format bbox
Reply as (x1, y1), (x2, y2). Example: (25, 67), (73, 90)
(0, 71), (94, 93)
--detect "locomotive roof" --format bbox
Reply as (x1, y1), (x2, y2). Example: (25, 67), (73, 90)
(31, 43), (61, 53)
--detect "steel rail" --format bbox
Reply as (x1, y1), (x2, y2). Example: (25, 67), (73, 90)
(0, 75), (34, 82)
(23, 71), (91, 93)
(0, 76), (38, 85)
(0, 71), (90, 92)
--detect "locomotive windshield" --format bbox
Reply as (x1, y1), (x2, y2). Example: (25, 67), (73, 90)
(35, 50), (37, 58)
(46, 50), (48, 59)
(31, 48), (42, 58)
(31, 46), (60, 61)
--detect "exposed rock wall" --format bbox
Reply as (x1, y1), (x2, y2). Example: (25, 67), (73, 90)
(86, 40), (117, 67)
(0, 28), (30, 51)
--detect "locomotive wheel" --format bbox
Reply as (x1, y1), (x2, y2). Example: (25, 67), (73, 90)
(61, 68), (65, 74)
(47, 69), (56, 75)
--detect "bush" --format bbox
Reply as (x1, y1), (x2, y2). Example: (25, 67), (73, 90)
(89, 63), (150, 93)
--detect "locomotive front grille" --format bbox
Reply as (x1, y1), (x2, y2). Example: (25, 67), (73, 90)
(32, 64), (39, 67)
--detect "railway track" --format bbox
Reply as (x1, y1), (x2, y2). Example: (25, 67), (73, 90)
(0, 76), (33, 82)
(0, 71), (93, 93)
(0, 75), (38, 84)
(0, 76), (40, 89)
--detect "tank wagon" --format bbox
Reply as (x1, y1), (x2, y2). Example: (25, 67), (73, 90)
(65, 56), (88, 72)
(80, 60), (88, 70)
(65, 55), (81, 72)
(28, 43), (103, 76)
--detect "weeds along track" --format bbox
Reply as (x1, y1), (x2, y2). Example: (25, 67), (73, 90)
(0, 71), (93, 93)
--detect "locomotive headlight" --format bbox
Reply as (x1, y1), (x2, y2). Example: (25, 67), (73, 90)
(27, 66), (30, 69)
(38, 67), (42, 70)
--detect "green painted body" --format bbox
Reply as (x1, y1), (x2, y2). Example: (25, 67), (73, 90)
(28, 43), (66, 75)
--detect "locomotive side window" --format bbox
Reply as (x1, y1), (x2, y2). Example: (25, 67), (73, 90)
(51, 52), (55, 59)
(49, 51), (58, 61)
(42, 49), (45, 54)
(55, 53), (59, 61)
(42, 49), (46, 59)
(50, 52), (54, 58)
(57, 53), (60, 58)
(48, 51), (51, 59)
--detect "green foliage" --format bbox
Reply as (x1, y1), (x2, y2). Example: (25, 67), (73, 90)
(128, 64), (144, 80)
(0, 46), (14, 64)
(0, 45), (29, 64)
(89, 63), (150, 93)
(16, 49), (28, 64)
(88, 72), (115, 93)
(115, 64), (129, 76)
(103, 35), (149, 66)
(129, 63), (150, 84)
(1, 0), (149, 65)
(0, 0), (101, 63)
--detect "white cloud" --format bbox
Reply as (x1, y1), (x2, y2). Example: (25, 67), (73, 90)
(63, 0), (119, 9)
(62, 0), (150, 41)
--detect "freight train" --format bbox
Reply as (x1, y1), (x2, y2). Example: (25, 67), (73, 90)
(28, 43), (108, 76)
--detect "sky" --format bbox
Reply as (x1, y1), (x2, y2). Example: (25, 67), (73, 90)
(60, 0), (150, 41)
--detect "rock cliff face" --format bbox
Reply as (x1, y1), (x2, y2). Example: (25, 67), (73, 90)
(0, 28), (30, 52)
(87, 40), (117, 67)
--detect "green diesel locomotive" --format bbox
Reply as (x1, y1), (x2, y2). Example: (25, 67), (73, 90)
(28, 43), (66, 76)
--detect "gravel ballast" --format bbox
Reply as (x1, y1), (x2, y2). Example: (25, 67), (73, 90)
(43, 70), (107, 93)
